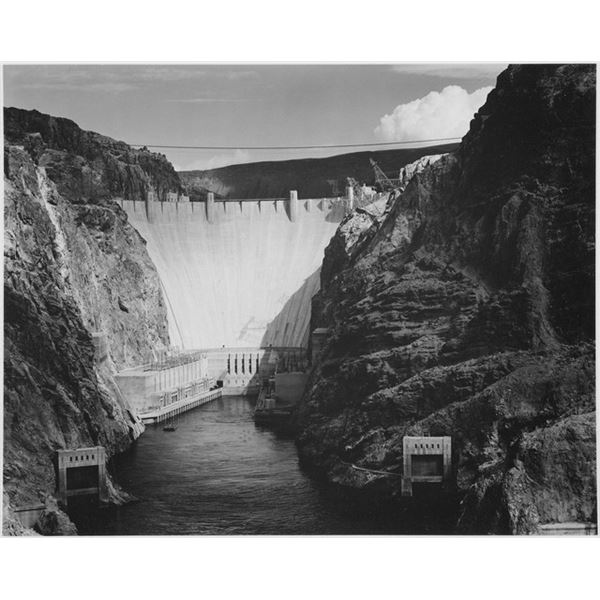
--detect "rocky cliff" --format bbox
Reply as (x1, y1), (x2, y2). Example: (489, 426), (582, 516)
(3, 108), (173, 533)
(297, 64), (596, 534)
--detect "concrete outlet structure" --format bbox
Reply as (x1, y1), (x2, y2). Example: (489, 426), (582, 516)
(205, 346), (306, 394)
(57, 446), (108, 506)
(402, 436), (452, 497)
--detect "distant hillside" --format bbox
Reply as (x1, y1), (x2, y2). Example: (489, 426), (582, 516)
(179, 144), (459, 200)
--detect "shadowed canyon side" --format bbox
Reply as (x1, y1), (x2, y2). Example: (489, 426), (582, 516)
(297, 64), (596, 534)
(122, 199), (345, 348)
(3, 108), (171, 534)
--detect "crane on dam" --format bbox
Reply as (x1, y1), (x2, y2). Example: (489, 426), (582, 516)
(370, 158), (402, 191)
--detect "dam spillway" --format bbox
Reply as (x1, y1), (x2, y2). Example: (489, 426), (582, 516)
(121, 197), (346, 349)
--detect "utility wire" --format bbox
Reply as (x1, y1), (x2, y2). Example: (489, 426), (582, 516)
(129, 136), (462, 151)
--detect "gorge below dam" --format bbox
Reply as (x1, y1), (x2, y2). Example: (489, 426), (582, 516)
(3, 63), (596, 536)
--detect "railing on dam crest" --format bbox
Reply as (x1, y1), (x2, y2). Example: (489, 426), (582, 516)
(119, 186), (387, 224)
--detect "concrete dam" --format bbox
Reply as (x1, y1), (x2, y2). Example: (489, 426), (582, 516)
(121, 194), (347, 349)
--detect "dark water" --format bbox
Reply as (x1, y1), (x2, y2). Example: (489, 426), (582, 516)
(71, 396), (446, 535)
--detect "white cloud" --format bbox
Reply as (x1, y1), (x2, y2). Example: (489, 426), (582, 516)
(374, 85), (493, 142)
(175, 149), (252, 172)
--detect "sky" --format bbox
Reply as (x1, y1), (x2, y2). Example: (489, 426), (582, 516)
(3, 64), (506, 171)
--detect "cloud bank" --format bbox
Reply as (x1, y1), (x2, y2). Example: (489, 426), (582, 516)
(374, 85), (493, 142)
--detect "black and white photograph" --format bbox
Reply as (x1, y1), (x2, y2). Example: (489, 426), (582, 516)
(2, 60), (595, 538)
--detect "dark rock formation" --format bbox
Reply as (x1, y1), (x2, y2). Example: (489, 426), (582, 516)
(4, 108), (182, 202)
(3, 108), (172, 533)
(34, 496), (79, 536)
(297, 64), (596, 534)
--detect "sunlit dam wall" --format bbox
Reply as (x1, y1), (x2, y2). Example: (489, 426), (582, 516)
(121, 199), (346, 349)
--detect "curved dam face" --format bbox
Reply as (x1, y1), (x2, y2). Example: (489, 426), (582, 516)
(121, 198), (345, 349)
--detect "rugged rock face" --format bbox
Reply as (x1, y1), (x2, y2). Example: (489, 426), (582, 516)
(297, 64), (596, 534)
(319, 154), (446, 287)
(3, 108), (172, 533)
(4, 108), (182, 202)
(396, 154), (444, 193)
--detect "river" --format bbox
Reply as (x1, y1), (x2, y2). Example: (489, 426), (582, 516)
(71, 396), (445, 535)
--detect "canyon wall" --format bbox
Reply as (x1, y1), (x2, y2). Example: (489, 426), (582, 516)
(297, 64), (596, 534)
(122, 198), (345, 349)
(3, 108), (172, 533)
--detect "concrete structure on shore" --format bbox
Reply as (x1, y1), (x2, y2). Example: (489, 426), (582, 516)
(121, 192), (353, 349)
(115, 347), (308, 421)
(115, 352), (211, 414)
(538, 522), (598, 535)
(402, 436), (452, 497)
(56, 447), (108, 506)
(140, 388), (222, 424)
